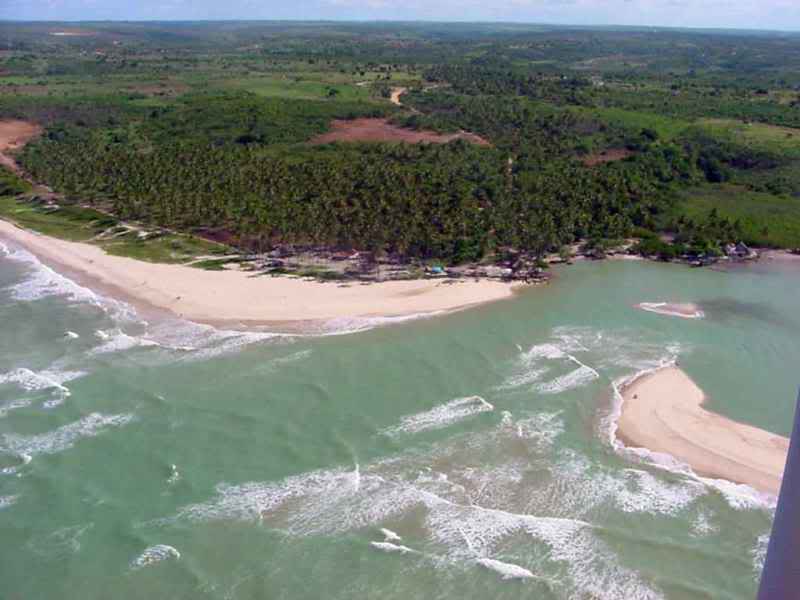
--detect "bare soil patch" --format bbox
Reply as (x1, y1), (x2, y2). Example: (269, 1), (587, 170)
(582, 148), (634, 167)
(0, 120), (43, 174)
(390, 87), (407, 106)
(309, 118), (490, 146)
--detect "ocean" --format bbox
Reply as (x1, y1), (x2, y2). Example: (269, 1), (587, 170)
(1, 239), (799, 599)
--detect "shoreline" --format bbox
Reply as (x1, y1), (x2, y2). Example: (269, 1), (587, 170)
(0, 219), (518, 332)
(615, 366), (788, 496)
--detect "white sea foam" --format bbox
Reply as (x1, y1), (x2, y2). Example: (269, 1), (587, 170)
(382, 396), (494, 437)
(380, 527), (402, 542)
(752, 533), (770, 579)
(131, 544), (181, 569)
(2, 245), (136, 320)
(0, 495), (18, 509)
(64, 330), (80, 340)
(316, 311), (445, 336)
(0, 367), (85, 394)
(637, 302), (705, 320)
(0, 367), (86, 410)
(699, 477), (776, 511)
(476, 557), (535, 580)
(168, 428), (668, 599)
(370, 541), (416, 554)
(142, 320), (292, 362)
(502, 329), (614, 394)
(691, 509), (717, 537)
(498, 411), (564, 450)
(524, 451), (706, 519)
(26, 523), (93, 558)
(0, 398), (33, 418)
(272, 349), (312, 366)
(91, 329), (161, 354)
(535, 365), (599, 395)
(2, 413), (136, 461)
(167, 464), (180, 485)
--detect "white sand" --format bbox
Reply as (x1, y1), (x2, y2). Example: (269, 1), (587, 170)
(0, 220), (516, 328)
(617, 366), (789, 495)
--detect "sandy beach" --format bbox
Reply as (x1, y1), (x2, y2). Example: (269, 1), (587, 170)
(0, 219), (516, 328)
(617, 366), (789, 495)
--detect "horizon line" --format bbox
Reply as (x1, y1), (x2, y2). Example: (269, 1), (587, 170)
(0, 18), (798, 35)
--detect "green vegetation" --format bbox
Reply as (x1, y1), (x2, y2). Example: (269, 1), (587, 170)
(0, 195), (116, 242)
(101, 232), (228, 264)
(2, 21), (800, 265)
(674, 185), (800, 249)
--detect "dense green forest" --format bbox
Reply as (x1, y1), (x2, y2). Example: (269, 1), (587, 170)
(2, 21), (800, 265)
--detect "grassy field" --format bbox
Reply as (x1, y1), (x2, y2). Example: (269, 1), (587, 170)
(101, 232), (228, 263)
(0, 196), (115, 241)
(582, 106), (692, 140)
(698, 118), (800, 158)
(220, 76), (371, 101)
(676, 184), (800, 248)
(0, 194), (229, 263)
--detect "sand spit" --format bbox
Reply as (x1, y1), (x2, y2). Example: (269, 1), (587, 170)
(0, 220), (515, 330)
(617, 367), (788, 495)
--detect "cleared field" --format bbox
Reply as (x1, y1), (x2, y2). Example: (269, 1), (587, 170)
(586, 107), (691, 140)
(698, 118), (800, 158)
(677, 184), (800, 248)
(309, 118), (490, 145)
(0, 119), (42, 174)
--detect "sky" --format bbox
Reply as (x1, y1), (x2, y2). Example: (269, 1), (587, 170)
(2, 0), (799, 32)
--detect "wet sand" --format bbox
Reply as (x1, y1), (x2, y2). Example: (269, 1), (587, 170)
(617, 366), (789, 495)
(0, 220), (516, 329)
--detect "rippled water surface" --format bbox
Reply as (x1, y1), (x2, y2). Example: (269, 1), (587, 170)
(2, 240), (798, 599)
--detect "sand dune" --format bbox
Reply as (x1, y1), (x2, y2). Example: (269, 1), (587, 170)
(617, 367), (788, 495)
(0, 220), (515, 329)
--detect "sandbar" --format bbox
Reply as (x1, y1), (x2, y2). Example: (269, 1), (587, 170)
(617, 366), (789, 495)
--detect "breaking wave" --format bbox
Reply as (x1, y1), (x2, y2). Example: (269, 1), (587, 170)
(637, 302), (705, 320)
(476, 557), (536, 580)
(131, 544), (181, 570)
(370, 541), (417, 554)
(752, 532), (770, 579)
(2, 244), (136, 321)
(0, 494), (18, 509)
(163, 410), (698, 598)
(0, 367), (87, 412)
(381, 396), (494, 437)
(1, 413), (136, 471)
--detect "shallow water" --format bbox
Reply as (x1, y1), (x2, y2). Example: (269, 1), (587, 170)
(1, 241), (798, 599)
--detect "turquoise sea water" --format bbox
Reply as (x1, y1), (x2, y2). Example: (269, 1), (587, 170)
(1, 239), (799, 600)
